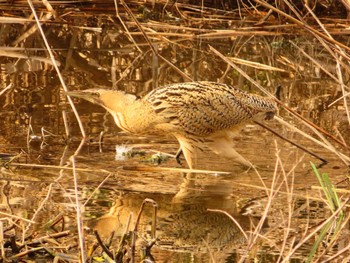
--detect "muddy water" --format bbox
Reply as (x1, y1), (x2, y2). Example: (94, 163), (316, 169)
(0, 11), (350, 262)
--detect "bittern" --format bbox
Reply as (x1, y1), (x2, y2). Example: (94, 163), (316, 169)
(67, 81), (277, 169)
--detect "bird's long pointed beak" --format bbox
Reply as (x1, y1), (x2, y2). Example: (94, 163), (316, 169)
(64, 90), (101, 105)
(64, 90), (90, 99)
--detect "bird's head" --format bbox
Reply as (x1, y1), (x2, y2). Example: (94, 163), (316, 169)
(65, 89), (104, 105)
(65, 89), (137, 112)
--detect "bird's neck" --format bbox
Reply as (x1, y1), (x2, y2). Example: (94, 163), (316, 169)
(99, 90), (137, 113)
(99, 90), (153, 133)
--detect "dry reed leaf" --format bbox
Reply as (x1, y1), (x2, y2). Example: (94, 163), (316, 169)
(276, 56), (299, 71)
(0, 16), (31, 23)
(9, 162), (229, 174)
(72, 26), (102, 32)
(311, 186), (350, 194)
(12, 12), (53, 46)
(197, 30), (279, 38)
(229, 57), (287, 72)
(0, 50), (61, 66)
(0, 211), (37, 224)
(121, 165), (230, 174)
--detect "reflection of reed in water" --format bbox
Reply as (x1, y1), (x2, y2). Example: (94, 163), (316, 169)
(67, 81), (277, 169)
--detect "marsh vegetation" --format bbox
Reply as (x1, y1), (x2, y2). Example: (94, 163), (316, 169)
(0, 0), (349, 262)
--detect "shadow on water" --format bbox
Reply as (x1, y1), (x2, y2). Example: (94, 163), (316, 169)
(0, 1), (350, 262)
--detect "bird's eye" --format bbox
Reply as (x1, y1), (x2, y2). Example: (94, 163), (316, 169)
(265, 111), (275, 120)
(91, 92), (100, 97)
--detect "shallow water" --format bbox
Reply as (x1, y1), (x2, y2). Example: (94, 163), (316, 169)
(0, 3), (350, 262)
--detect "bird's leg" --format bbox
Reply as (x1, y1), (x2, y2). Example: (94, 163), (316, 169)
(175, 148), (183, 165)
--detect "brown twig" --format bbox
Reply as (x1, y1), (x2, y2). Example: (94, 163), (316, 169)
(254, 120), (327, 164)
(119, 0), (157, 55)
(253, 0), (350, 54)
(93, 230), (114, 259)
(27, 0), (86, 138)
(20, 231), (70, 248)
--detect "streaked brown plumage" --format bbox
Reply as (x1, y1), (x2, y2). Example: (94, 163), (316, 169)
(67, 81), (277, 169)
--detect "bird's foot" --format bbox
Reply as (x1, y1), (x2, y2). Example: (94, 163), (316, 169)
(175, 148), (183, 165)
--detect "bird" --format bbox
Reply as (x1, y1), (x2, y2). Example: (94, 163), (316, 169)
(66, 81), (277, 169)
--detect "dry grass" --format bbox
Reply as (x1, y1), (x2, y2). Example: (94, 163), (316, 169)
(0, 0), (349, 262)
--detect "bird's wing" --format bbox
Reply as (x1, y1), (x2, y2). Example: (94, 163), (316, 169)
(145, 82), (275, 136)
